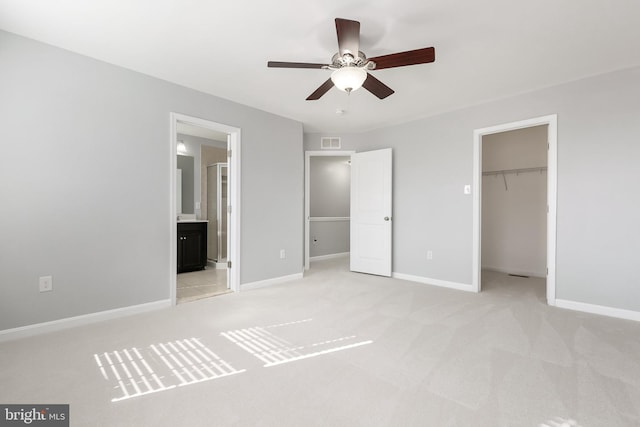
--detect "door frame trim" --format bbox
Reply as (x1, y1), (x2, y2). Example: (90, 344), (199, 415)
(170, 113), (241, 304)
(304, 150), (355, 270)
(472, 114), (557, 305)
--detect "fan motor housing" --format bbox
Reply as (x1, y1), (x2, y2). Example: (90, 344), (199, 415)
(329, 52), (375, 70)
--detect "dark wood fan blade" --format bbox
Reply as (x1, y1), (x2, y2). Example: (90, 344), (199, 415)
(368, 47), (435, 70)
(306, 79), (334, 100)
(362, 74), (394, 99)
(335, 18), (360, 57)
(268, 61), (328, 69)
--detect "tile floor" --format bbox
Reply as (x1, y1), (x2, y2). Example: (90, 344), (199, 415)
(176, 266), (229, 304)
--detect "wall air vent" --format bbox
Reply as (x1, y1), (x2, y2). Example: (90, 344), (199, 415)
(320, 137), (341, 149)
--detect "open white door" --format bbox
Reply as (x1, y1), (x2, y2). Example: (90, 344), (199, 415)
(226, 134), (231, 289)
(350, 148), (392, 276)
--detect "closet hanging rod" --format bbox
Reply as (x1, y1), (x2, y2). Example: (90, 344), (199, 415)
(482, 166), (547, 176)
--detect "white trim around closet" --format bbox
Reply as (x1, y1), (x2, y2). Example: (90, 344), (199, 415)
(472, 114), (557, 306)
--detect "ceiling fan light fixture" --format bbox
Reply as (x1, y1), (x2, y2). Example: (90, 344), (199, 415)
(331, 67), (367, 93)
(267, 18), (434, 100)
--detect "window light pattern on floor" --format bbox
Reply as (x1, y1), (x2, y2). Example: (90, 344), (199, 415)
(221, 319), (372, 367)
(94, 338), (245, 402)
(539, 418), (582, 427)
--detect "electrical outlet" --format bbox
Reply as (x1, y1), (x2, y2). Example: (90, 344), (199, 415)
(427, 250), (433, 260)
(280, 249), (286, 259)
(39, 275), (53, 292)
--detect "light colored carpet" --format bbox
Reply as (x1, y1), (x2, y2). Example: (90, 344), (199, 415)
(1, 257), (639, 426)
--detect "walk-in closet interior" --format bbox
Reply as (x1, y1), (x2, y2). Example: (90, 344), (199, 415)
(481, 125), (548, 295)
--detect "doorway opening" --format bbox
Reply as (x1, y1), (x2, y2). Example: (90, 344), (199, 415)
(170, 113), (241, 305)
(304, 151), (354, 270)
(472, 115), (557, 305)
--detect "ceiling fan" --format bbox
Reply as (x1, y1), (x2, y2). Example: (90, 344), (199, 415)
(267, 18), (435, 100)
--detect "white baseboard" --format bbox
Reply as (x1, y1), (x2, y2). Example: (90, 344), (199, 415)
(392, 272), (473, 292)
(241, 272), (304, 291)
(555, 299), (640, 322)
(482, 266), (546, 278)
(207, 260), (227, 269)
(310, 252), (349, 262)
(0, 299), (171, 343)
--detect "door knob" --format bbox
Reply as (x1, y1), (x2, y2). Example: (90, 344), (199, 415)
(384, 216), (390, 221)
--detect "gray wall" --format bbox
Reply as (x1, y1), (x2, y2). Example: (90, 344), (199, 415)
(305, 65), (640, 312)
(0, 30), (303, 330)
(310, 221), (350, 257)
(309, 156), (350, 216)
(309, 156), (351, 257)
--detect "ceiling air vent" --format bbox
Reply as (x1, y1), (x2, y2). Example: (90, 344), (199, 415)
(321, 137), (341, 149)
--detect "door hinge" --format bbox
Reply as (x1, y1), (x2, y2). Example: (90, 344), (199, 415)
(228, 150), (232, 158)
(546, 267), (548, 276)
(227, 205), (232, 214)
(227, 260), (232, 269)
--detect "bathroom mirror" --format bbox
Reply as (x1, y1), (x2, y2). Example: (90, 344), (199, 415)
(177, 155), (195, 214)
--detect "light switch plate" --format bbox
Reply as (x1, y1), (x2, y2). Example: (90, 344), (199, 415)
(464, 185), (471, 195)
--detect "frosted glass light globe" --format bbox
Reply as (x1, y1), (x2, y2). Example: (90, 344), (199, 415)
(331, 67), (367, 92)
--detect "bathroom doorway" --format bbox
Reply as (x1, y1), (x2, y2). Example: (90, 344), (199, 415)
(170, 113), (241, 305)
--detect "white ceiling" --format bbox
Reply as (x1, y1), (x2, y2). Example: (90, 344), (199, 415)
(2, 0), (640, 133)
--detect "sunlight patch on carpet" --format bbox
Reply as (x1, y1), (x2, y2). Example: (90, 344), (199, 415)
(94, 338), (245, 402)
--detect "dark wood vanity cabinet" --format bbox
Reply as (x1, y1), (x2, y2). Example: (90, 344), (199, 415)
(177, 222), (207, 273)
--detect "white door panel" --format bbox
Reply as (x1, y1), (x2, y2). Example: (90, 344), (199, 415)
(350, 148), (392, 276)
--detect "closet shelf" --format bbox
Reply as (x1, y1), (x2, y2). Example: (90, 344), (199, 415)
(483, 166), (547, 176)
